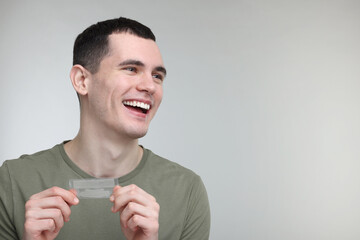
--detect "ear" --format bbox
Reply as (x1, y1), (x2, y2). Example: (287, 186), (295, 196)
(70, 65), (90, 96)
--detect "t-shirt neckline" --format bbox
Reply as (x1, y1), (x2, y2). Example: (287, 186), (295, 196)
(58, 142), (148, 183)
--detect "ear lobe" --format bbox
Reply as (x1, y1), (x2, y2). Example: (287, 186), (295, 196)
(70, 65), (90, 96)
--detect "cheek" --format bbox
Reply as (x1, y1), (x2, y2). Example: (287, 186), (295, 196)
(156, 87), (164, 103)
(150, 88), (163, 115)
(88, 80), (114, 111)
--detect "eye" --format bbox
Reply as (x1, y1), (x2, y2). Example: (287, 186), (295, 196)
(152, 73), (164, 82)
(125, 67), (137, 72)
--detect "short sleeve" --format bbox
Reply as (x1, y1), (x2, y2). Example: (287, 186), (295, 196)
(0, 161), (18, 239)
(180, 175), (211, 240)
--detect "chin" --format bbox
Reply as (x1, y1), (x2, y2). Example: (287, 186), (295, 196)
(125, 128), (149, 139)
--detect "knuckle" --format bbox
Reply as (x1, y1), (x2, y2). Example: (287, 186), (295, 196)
(25, 200), (32, 210)
(128, 202), (136, 211)
(24, 220), (33, 230)
(25, 199), (36, 210)
(150, 208), (159, 219)
(132, 215), (140, 223)
(154, 202), (160, 211)
(25, 209), (35, 219)
(50, 186), (60, 194)
(28, 194), (36, 200)
(46, 219), (55, 229)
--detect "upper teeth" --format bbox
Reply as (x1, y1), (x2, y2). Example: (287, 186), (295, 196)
(123, 101), (150, 110)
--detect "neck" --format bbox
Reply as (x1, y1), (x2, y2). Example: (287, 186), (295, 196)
(64, 126), (143, 179)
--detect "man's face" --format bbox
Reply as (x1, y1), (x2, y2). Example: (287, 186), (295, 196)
(85, 33), (166, 139)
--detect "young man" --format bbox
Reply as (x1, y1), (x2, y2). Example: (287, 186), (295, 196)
(0, 17), (210, 240)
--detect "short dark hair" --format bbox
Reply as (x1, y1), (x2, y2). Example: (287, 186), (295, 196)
(73, 17), (156, 73)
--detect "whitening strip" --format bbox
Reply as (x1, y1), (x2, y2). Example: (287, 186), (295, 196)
(69, 178), (119, 199)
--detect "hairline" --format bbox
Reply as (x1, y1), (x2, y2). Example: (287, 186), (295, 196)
(89, 30), (157, 74)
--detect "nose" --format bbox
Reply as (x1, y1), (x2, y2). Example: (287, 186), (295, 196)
(136, 73), (156, 94)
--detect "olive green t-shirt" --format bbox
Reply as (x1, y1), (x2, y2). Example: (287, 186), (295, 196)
(0, 143), (210, 239)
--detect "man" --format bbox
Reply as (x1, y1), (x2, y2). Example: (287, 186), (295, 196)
(0, 17), (210, 240)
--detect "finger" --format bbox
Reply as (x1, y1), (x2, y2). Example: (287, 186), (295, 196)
(26, 207), (65, 231)
(110, 185), (122, 202)
(25, 208), (64, 228)
(44, 209), (64, 233)
(120, 202), (148, 228)
(121, 185), (155, 201)
(127, 215), (140, 232)
(26, 196), (72, 222)
(127, 214), (159, 234)
(68, 188), (79, 207)
(30, 186), (79, 206)
(112, 193), (156, 213)
(111, 185), (156, 212)
(69, 188), (77, 196)
(25, 218), (56, 234)
(112, 184), (154, 201)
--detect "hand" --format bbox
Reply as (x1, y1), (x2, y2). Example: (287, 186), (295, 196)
(110, 184), (159, 240)
(22, 187), (79, 240)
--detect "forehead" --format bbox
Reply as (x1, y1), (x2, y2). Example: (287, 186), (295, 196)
(107, 33), (163, 64)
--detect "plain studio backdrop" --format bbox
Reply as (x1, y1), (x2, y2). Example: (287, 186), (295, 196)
(1, 0), (359, 239)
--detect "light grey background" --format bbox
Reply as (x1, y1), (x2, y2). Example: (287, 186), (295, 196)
(1, 0), (360, 239)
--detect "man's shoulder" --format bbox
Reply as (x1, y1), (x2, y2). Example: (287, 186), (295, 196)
(1, 143), (72, 196)
(1, 144), (62, 170)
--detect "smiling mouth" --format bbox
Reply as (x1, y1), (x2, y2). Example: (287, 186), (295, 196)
(123, 100), (151, 114)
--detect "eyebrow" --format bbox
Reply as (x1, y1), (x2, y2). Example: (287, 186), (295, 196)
(155, 66), (167, 76)
(118, 59), (144, 67)
(118, 59), (167, 76)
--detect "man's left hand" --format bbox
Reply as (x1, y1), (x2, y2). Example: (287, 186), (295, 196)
(110, 184), (159, 240)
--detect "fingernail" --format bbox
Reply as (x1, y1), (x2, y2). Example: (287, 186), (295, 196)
(74, 197), (79, 203)
(110, 195), (114, 201)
